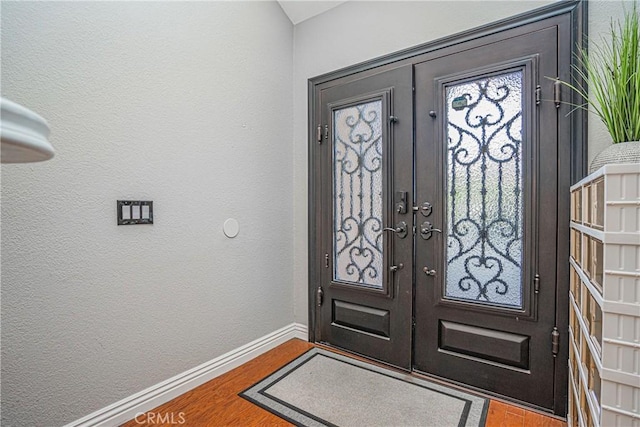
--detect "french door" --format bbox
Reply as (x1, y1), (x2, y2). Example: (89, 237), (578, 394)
(413, 26), (560, 410)
(310, 4), (578, 413)
(316, 65), (414, 369)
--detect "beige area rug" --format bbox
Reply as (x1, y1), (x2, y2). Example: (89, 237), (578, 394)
(240, 348), (489, 427)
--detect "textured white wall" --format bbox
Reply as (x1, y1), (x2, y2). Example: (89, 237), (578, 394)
(1, 2), (293, 426)
(291, 0), (558, 325)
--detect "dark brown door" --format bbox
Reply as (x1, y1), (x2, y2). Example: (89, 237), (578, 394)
(316, 65), (413, 369)
(413, 27), (560, 409)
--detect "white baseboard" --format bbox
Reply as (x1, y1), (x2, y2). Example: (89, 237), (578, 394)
(65, 323), (308, 427)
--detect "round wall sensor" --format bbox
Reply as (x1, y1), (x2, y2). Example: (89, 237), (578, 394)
(223, 218), (239, 238)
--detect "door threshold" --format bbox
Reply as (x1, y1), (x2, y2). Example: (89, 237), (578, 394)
(314, 342), (411, 373)
(314, 341), (566, 422)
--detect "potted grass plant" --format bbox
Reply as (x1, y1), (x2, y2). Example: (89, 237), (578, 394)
(559, 3), (639, 173)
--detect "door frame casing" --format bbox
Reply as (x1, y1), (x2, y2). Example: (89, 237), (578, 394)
(308, 0), (586, 416)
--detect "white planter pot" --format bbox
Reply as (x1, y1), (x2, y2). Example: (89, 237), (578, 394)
(590, 141), (640, 173)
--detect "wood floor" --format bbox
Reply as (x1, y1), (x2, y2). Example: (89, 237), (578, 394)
(123, 339), (566, 427)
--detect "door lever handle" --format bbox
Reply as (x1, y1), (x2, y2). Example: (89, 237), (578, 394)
(420, 221), (442, 240)
(424, 227), (442, 234)
(383, 221), (408, 239)
(383, 227), (401, 232)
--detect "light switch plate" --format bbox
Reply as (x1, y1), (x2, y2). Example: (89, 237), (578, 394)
(118, 200), (153, 225)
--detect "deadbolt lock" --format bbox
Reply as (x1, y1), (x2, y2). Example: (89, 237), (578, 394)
(420, 202), (432, 217)
(395, 191), (408, 214)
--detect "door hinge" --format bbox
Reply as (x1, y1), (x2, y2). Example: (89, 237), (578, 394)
(389, 115), (398, 123)
(316, 286), (324, 307)
(535, 85), (541, 106)
(316, 125), (323, 144)
(551, 327), (560, 357)
(325, 253), (329, 268)
(553, 79), (561, 108)
(534, 274), (540, 294)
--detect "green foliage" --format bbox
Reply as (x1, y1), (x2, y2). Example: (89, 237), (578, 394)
(561, 3), (640, 143)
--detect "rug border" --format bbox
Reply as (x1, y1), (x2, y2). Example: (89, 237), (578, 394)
(239, 347), (490, 427)
(258, 353), (341, 427)
(258, 352), (472, 427)
(239, 348), (320, 427)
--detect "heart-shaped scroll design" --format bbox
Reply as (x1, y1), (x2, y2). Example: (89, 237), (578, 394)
(346, 246), (378, 283)
(460, 256), (508, 301)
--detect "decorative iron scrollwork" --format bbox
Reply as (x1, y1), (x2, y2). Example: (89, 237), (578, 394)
(333, 100), (384, 288)
(445, 70), (524, 308)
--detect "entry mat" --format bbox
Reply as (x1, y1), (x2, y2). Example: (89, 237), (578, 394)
(240, 348), (489, 427)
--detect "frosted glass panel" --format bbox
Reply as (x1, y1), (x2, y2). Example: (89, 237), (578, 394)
(444, 70), (524, 308)
(333, 100), (383, 288)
